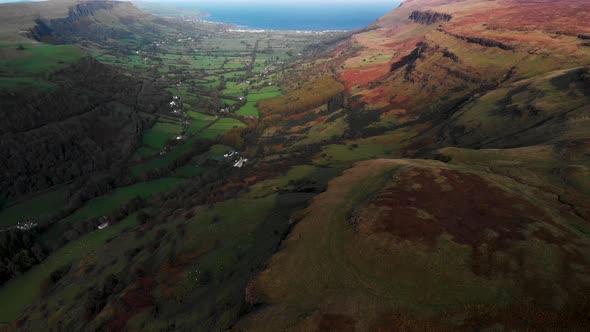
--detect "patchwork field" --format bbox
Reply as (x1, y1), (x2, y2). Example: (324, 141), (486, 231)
(236, 102), (259, 117)
(141, 119), (184, 150)
(197, 118), (246, 139)
(41, 178), (184, 244)
(187, 111), (217, 134)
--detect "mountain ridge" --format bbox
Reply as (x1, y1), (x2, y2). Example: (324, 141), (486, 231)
(228, 0), (590, 329)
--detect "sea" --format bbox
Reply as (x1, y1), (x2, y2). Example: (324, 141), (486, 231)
(163, 1), (401, 31)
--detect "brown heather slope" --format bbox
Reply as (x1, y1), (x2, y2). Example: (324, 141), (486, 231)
(340, 0), (590, 113)
(232, 0), (590, 330)
(234, 159), (590, 331)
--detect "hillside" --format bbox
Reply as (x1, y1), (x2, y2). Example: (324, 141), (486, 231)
(230, 0), (590, 330)
(0, 0), (589, 331)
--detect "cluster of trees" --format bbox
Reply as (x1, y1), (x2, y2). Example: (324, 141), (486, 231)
(59, 196), (147, 250)
(85, 274), (126, 319)
(65, 166), (135, 211)
(0, 229), (45, 286)
(1, 58), (168, 199)
(0, 192), (147, 288)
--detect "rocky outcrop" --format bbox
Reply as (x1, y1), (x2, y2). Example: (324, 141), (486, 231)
(31, 1), (123, 43)
(409, 10), (452, 25)
(390, 43), (428, 80)
(441, 29), (515, 50)
(578, 34), (590, 40)
(442, 49), (460, 62)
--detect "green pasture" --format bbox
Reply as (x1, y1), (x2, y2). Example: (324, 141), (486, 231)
(142, 120), (183, 150)
(236, 102), (259, 117)
(197, 118), (246, 139)
(0, 215), (139, 323)
(0, 188), (67, 229)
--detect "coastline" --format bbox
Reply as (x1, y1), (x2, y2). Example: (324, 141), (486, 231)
(143, 2), (397, 32)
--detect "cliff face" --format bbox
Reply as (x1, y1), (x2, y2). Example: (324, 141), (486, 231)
(408, 10), (452, 24)
(30, 1), (135, 43)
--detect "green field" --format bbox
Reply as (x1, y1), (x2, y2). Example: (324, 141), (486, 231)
(0, 77), (55, 93)
(207, 144), (233, 159)
(236, 102), (259, 117)
(0, 188), (67, 228)
(0, 215), (139, 323)
(95, 54), (148, 69)
(66, 178), (183, 223)
(297, 117), (347, 146)
(200, 80), (221, 89)
(313, 133), (402, 166)
(0, 44), (83, 92)
(135, 146), (160, 158)
(174, 165), (208, 178)
(248, 90), (282, 102)
(199, 38), (259, 51)
(0, 44), (83, 75)
(40, 178), (183, 245)
(142, 120), (184, 150)
(222, 71), (247, 79)
(187, 111), (216, 134)
(197, 118), (246, 139)
(221, 81), (248, 97)
(131, 137), (200, 175)
(250, 84), (281, 94)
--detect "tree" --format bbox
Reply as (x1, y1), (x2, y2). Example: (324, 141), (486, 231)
(12, 250), (36, 272)
(137, 210), (150, 224)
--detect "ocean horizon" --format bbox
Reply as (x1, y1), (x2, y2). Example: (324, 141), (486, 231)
(164, 1), (401, 31)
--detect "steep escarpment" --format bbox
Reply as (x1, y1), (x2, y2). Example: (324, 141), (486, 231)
(441, 29), (515, 50)
(31, 0), (144, 43)
(0, 58), (168, 198)
(409, 10), (451, 24)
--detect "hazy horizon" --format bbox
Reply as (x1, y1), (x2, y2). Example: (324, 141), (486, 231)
(152, 0), (400, 30)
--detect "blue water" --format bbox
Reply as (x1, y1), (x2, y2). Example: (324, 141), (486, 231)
(165, 2), (400, 31)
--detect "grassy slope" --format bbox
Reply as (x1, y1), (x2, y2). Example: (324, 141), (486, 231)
(236, 159), (590, 331)
(0, 44), (84, 92)
(0, 1), (309, 329)
(197, 118), (246, 139)
(41, 178), (184, 242)
(233, 0), (590, 330)
(0, 187), (66, 228)
(142, 120), (184, 150)
(0, 214), (140, 323)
